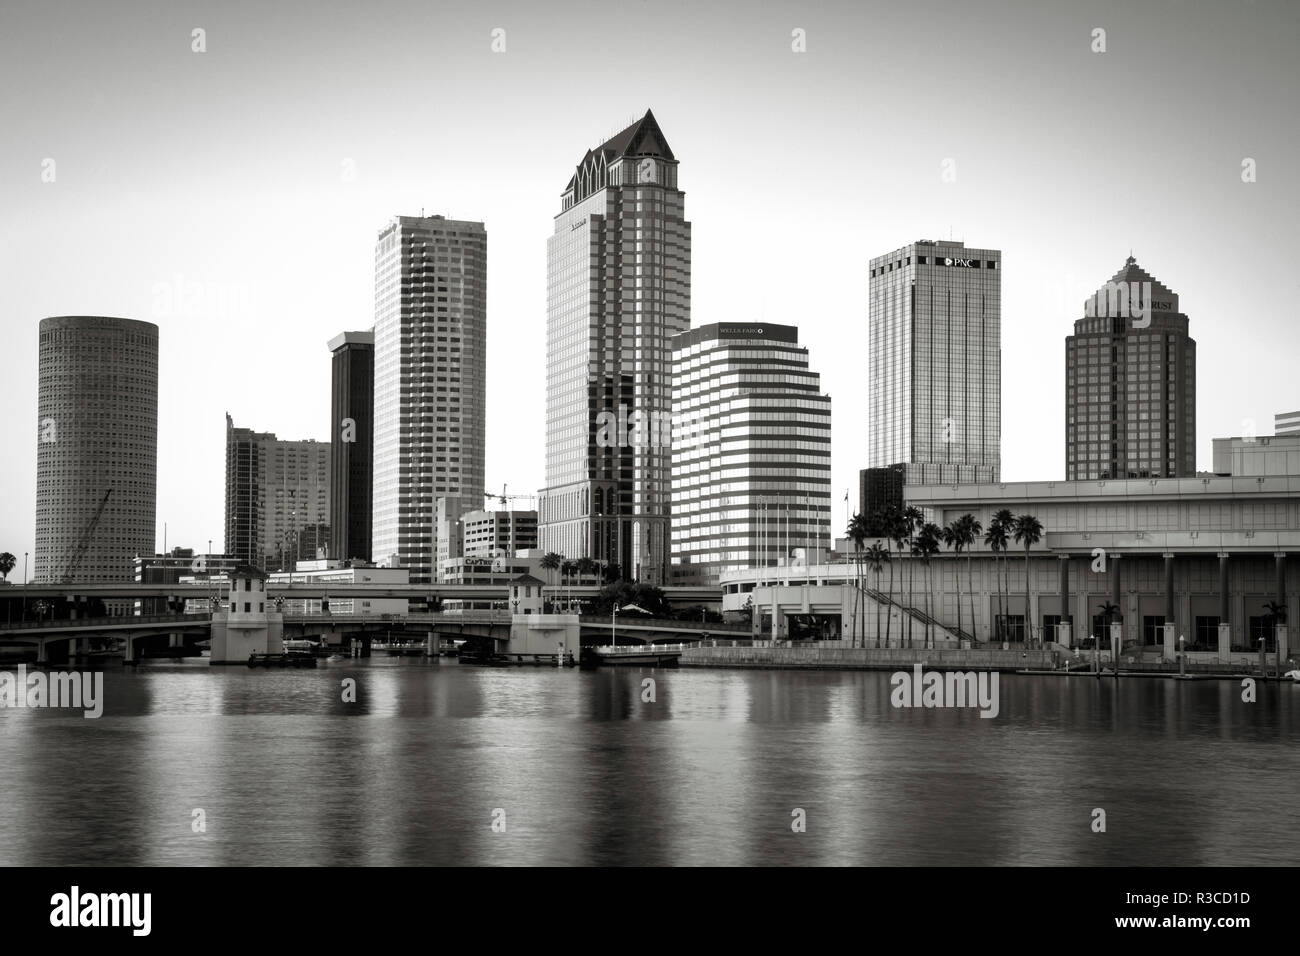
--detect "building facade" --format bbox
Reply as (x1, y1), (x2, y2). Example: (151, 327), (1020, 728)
(35, 316), (158, 585)
(670, 323), (832, 585)
(1065, 256), (1197, 480)
(867, 240), (1002, 496)
(538, 110), (691, 584)
(461, 509), (539, 559)
(224, 414), (330, 571)
(372, 215), (487, 585)
(1275, 410), (1300, 437)
(328, 330), (374, 563)
(723, 438), (1299, 661)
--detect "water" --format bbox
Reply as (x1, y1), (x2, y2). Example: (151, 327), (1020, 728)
(1, 659), (1295, 866)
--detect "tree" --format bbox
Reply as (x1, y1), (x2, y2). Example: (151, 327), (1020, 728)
(1098, 601), (1120, 653)
(913, 523), (942, 648)
(590, 581), (670, 618)
(940, 521), (964, 641)
(984, 515), (1010, 641)
(1013, 514), (1045, 647)
(575, 557), (599, 612)
(0, 552), (15, 584)
(901, 506), (924, 647)
(846, 513), (871, 647)
(882, 505), (908, 649)
(540, 552), (563, 591)
(865, 543), (889, 648)
(560, 560), (576, 611)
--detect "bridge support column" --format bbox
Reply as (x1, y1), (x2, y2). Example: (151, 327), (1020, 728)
(123, 634), (136, 664)
(36, 639), (48, 665)
(169, 632), (183, 648)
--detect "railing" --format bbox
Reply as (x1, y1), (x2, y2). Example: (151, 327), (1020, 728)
(578, 615), (749, 632)
(593, 643), (688, 654)
(1, 612), (208, 632)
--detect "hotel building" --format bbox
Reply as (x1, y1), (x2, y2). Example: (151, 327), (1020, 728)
(1065, 256), (1197, 480)
(538, 110), (691, 584)
(372, 215), (487, 584)
(35, 316), (158, 586)
(328, 330), (374, 563)
(670, 323), (832, 586)
(862, 240), (1001, 515)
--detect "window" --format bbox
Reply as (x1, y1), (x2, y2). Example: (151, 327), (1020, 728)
(244, 602), (251, 613)
(1142, 615), (1165, 645)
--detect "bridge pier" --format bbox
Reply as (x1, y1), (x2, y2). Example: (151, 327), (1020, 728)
(123, 634), (137, 664)
(36, 638), (47, 665)
(169, 632), (183, 648)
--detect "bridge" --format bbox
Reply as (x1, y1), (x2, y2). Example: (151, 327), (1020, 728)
(0, 608), (747, 663)
(0, 613), (211, 663)
(7, 582), (722, 604)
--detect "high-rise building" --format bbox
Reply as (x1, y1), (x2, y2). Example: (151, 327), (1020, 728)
(867, 240), (1001, 510)
(1065, 256), (1197, 480)
(35, 316), (158, 585)
(461, 509), (539, 560)
(372, 215), (487, 585)
(328, 330), (374, 563)
(1275, 411), (1300, 437)
(538, 110), (691, 584)
(670, 323), (832, 586)
(224, 414), (329, 571)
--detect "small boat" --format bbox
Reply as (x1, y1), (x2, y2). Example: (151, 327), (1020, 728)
(248, 652), (317, 669)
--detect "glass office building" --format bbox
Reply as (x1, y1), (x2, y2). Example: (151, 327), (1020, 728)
(538, 110), (691, 584)
(670, 323), (832, 586)
(867, 240), (1002, 496)
(1065, 256), (1196, 480)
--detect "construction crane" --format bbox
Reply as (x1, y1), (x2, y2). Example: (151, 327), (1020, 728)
(63, 489), (111, 583)
(485, 483), (537, 511)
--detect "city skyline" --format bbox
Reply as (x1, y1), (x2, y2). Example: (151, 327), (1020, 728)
(4, 0), (1299, 569)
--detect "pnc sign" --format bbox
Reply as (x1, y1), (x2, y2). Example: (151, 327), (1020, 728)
(940, 256), (979, 268)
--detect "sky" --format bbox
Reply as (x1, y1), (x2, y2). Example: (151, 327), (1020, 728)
(2, 0), (1298, 573)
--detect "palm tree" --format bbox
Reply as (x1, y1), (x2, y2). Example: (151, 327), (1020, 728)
(540, 552), (563, 607)
(1013, 514), (1045, 647)
(1098, 601), (1120, 655)
(0, 552), (15, 584)
(881, 505), (907, 648)
(846, 513), (871, 647)
(993, 509), (1015, 641)
(983, 517), (1009, 642)
(912, 523), (941, 648)
(900, 507), (923, 647)
(576, 557), (599, 613)
(958, 515), (982, 641)
(561, 560), (576, 612)
(940, 520), (964, 640)
(865, 543), (889, 648)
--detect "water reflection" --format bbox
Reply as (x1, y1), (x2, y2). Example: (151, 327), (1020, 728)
(0, 661), (1295, 866)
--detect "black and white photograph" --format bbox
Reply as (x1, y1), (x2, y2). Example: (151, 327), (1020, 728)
(0, 0), (1293, 932)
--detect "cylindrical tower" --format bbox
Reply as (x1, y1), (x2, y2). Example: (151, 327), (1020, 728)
(35, 316), (159, 584)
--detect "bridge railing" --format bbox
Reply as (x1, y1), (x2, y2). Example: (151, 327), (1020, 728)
(2, 612), (208, 631)
(578, 615), (750, 632)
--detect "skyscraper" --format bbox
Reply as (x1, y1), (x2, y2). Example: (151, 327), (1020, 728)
(224, 414), (329, 571)
(867, 240), (1002, 499)
(670, 323), (832, 586)
(1065, 256), (1197, 480)
(328, 330), (374, 563)
(35, 316), (158, 584)
(538, 110), (691, 584)
(1274, 411), (1300, 437)
(372, 215), (487, 585)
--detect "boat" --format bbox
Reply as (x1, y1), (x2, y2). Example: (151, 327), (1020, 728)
(247, 652), (317, 669)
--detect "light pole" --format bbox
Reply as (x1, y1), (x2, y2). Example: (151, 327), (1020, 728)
(612, 602), (618, 650)
(22, 552), (28, 622)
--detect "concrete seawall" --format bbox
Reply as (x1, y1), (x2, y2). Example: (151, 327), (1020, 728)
(679, 645), (1058, 672)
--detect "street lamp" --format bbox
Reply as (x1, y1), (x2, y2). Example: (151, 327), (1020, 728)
(22, 552), (28, 622)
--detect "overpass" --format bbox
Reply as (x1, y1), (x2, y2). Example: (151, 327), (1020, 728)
(0, 613), (210, 663)
(8, 582), (721, 605)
